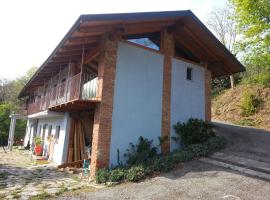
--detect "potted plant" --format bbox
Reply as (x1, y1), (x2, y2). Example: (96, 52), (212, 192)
(34, 136), (43, 156)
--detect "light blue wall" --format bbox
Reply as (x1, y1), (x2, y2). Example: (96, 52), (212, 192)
(35, 112), (70, 164)
(109, 42), (164, 166)
(170, 58), (205, 151)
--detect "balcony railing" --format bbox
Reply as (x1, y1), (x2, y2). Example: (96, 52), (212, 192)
(27, 72), (99, 115)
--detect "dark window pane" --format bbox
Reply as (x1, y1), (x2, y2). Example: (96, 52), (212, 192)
(187, 67), (192, 80)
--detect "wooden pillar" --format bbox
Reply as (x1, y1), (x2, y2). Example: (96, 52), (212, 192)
(90, 35), (118, 179)
(205, 67), (212, 122)
(160, 29), (175, 154)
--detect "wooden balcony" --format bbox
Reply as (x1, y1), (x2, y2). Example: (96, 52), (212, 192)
(27, 72), (99, 115)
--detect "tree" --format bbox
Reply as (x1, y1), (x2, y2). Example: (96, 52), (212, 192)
(0, 66), (37, 145)
(230, 0), (270, 84)
(206, 1), (238, 90)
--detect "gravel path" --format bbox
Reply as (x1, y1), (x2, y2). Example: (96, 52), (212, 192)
(57, 160), (270, 200)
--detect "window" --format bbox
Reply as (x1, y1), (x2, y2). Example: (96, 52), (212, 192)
(48, 125), (52, 137)
(39, 125), (42, 136)
(186, 67), (193, 81)
(55, 125), (61, 142)
(42, 124), (47, 140)
(128, 38), (160, 50)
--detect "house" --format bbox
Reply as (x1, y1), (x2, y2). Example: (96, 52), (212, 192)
(18, 10), (245, 178)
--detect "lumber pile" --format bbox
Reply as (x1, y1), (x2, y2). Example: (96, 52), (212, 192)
(58, 159), (90, 169)
(66, 119), (89, 167)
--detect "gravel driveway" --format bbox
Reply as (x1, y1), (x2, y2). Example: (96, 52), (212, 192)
(58, 160), (270, 200)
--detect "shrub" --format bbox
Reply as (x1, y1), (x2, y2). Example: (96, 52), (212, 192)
(109, 168), (126, 182)
(241, 90), (259, 116)
(187, 143), (209, 157)
(206, 136), (226, 151)
(124, 136), (158, 166)
(173, 118), (215, 146)
(96, 168), (110, 183)
(95, 135), (226, 184)
(149, 156), (174, 173)
(33, 136), (43, 146)
(245, 71), (270, 86)
(126, 165), (148, 182)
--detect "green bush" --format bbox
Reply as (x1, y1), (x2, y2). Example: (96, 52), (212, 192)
(126, 165), (148, 182)
(173, 118), (215, 146)
(206, 136), (226, 151)
(241, 90), (259, 116)
(108, 168), (126, 182)
(124, 136), (158, 166)
(187, 143), (209, 157)
(95, 136), (226, 184)
(245, 71), (270, 86)
(96, 168), (110, 184)
(33, 136), (43, 146)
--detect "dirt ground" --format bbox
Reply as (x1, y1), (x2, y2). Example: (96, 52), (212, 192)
(57, 160), (270, 200)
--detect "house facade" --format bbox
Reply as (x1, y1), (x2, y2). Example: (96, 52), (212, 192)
(19, 11), (244, 178)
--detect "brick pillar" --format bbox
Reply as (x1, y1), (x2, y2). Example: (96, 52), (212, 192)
(161, 29), (175, 154)
(90, 37), (118, 179)
(205, 69), (212, 121)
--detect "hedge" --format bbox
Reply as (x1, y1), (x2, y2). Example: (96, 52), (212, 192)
(95, 136), (226, 184)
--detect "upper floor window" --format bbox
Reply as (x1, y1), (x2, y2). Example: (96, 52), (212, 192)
(128, 38), (160, 51)
(186, 67), (193, 81)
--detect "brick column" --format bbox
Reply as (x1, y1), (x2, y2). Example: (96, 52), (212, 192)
(161, 29), (175, 154)
(90, 37), (118, 179)
(205, 69), (212, 121)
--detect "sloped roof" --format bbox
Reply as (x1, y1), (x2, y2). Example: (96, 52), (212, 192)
(19, 10), (245, 97)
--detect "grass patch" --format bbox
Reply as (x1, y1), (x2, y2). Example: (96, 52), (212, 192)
(29, 192), (52, 200)
(55, 184), (68, 196)
(11, 188), (23, 199)
(60, 186), (96, 197)
(0, 172), (10, 179)
(32, 160), (50, 165)
(234, 119), (258, 127)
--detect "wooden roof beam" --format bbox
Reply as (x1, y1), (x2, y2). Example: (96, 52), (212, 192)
(174, 34), (207, 61)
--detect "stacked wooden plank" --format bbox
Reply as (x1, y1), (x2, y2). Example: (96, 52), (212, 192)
(65, 119), (88, 167)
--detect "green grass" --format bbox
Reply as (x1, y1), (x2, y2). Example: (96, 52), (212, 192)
(0, 172), (10, 179)
(234, 119), (258, 127)
(11, 188), (23, 199)
(55, 187), (68, 196)
(28, 192), (52, 200)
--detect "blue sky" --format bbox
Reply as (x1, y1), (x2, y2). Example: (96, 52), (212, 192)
(0, 0), (226, 80)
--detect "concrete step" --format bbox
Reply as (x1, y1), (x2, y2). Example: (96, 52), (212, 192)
(210, 152), (270, 175)
(200, 158), (270, 181)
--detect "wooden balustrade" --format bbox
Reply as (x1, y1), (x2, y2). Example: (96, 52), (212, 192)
(27, 72), (98, 115)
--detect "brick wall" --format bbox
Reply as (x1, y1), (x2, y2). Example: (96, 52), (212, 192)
(161, 30), (175, 154)
(90, 37), (118, 178)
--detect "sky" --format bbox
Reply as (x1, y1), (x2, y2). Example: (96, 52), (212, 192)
(0, 0), (226, 80)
